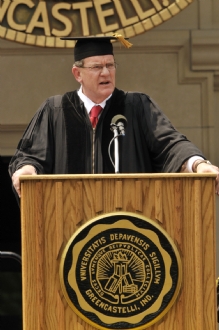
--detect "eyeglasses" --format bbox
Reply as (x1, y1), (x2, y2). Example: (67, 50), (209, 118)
(80, 62), (118, 72)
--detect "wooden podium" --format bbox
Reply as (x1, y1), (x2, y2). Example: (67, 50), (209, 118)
(20, 173), (217, 330)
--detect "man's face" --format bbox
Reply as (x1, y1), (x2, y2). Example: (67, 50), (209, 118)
(72, 55), (116, 103)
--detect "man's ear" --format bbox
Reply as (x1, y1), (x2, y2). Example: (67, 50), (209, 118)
(72, 66), (82, 83)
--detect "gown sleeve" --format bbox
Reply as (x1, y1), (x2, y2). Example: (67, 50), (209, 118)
(8, 99), (55, 177)
(136, 94), (205, 173)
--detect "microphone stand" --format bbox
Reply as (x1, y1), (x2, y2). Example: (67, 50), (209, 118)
(110, 123), (120, 173)
(109, 115), (127, 174)
(0, 251), (22, 264)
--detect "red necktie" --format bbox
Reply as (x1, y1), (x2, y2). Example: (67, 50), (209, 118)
(90, 105), (102, 128)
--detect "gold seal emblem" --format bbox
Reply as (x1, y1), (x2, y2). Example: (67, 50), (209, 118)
(0, 0), (194, 47)
(60, 212), (182, 329)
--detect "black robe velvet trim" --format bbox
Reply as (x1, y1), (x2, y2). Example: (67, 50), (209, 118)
(62, 91), (88, 174)
(62, 88), (127, 174)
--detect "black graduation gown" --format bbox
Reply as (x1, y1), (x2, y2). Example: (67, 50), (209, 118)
(8, 88), (204, 177)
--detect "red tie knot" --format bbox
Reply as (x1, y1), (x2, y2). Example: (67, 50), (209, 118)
(90, 105), (102, 128)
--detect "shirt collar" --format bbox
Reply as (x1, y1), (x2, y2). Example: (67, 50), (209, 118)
(77, 86), (112, 114)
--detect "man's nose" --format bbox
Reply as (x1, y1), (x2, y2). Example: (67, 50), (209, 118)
(101, 66), (110, 73)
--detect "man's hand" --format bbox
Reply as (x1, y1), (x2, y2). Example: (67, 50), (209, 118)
(196, 163), (219, 195)
(12, 165), (37, 198)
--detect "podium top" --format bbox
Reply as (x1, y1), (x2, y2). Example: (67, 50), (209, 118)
(19, 173), (217, 181)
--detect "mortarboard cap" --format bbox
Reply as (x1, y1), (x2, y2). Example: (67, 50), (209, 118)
(60, 33), (132, 61)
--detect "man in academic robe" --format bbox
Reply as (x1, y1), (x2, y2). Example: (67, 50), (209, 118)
(8, 35), (219, 198)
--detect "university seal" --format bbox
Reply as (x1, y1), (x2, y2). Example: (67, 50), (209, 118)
(60, 212), (182, 329)
(0, 0), (194, 47)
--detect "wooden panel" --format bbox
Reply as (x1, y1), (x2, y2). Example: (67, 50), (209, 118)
(22, 183), (34, 330)
(155, 179), (162, 222)
(57, 292), (65, 329)
(20, 174), (217, 330)
(174, 180), (183, 330)
(202, 178), (217, 328)
(194, 179), (204, 330)
(95, 180), (103, 213)
(56, 182), (64, 258)
(135, 180), (143, 212)
(75, 181), (83, 225)
(35, 182), (45, 330)
(115, 179), (123, 209)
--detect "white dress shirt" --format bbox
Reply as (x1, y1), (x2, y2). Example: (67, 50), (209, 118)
(77, 86), (111, 117)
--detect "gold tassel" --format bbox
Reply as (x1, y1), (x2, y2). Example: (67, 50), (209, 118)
(112, 33), (133, 48)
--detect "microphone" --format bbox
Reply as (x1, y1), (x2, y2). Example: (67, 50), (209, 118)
(111, 115), (128, 136)
(109, 115), (128, 173)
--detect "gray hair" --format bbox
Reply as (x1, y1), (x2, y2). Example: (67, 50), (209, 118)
(73, 60), (84, 68)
